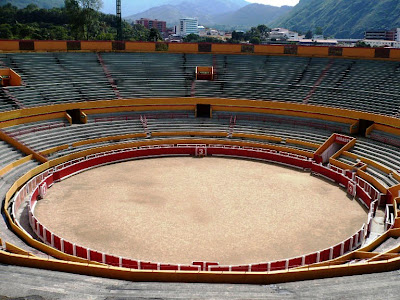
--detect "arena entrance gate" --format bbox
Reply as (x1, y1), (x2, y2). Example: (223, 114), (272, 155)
(196, 104), (211, 118)
(0, 68), (22, 87)
(66, 109), (87, 124)
(358, 119), (375, 137)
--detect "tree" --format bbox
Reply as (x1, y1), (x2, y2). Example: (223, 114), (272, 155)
(232, 31), (245, 41)
(148, 27), (162, 42)
(130, 24), (149, 41)
(355, 41), (371, 48)
(257, 24), (270, 39)
(305, 30), (313, 39)
(0, 24), (13, 39)
(0, 3), (18, 24)
(64, 0), (103, 40)
(65, 0), (84, 39)
(250, 37), (260, 45)
(245, 27), (260, 41)
(183, 33), (199, 43)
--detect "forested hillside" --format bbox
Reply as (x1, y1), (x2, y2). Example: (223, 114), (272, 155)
(0, 0), (64, 9)
(273, 0), (400, 38)
(0, 2), (162, 41)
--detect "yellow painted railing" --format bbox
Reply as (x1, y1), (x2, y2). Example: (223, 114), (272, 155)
(0, 98), (398, 130)
(0, 155), (33, 177)
(0, 131), (47, 163)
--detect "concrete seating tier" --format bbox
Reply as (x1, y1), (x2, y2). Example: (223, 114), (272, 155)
(347, 138), (400, 187)
(3, 110), (342, 158)
(0, 53), (399, 117)
(0, 140), (26, 169)
(369, 130), (400, 148)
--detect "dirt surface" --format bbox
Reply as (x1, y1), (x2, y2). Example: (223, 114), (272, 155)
(35, 157), (366, 265)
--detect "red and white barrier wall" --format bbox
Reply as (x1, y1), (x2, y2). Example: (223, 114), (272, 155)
(10, 143), (382, 272)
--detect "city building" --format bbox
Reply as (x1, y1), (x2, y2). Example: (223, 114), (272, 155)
(269, 28), (298, 40)
(364, 28), (400, 42)
(135, 18), (167, 33)
(198, 25), (206, 36)
(363, 39), (400, 48)
(298, 39), (338, 46)
(336, 39), (360, 47)
(176, 18), (199, 36)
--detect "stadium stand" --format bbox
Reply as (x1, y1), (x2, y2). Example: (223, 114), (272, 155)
(3, 110), (348, 160)
(0, 52), (399, 117)
(0, 42), (399, 285)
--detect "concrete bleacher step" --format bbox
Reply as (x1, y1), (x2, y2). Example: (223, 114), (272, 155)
(2, 52), (400, 115)
(372, 237), (400, 253)
(0, 160), (49, 258)
(365, 167), (397, 188)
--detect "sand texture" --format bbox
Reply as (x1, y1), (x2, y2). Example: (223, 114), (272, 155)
(35, 157), (367, 265)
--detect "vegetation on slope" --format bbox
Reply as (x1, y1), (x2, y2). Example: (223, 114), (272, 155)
(273, 0), (400, 38)
(0, 0), (64, 9)
(0, 1), (163, 41)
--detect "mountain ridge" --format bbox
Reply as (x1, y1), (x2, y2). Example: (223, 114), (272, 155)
(272, 0), (400, 38)
(126, 1), (293, 29)
(216, 4), (292, 27)
(0, 0), (64, 9)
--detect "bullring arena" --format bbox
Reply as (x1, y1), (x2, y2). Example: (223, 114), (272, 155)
(34, 157), (365, 265)
(0, 40), (399, 288)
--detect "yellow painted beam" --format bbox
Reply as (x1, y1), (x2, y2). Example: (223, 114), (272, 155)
(0, 98), (398, 129)
(5, 242), (36, 257)
(0, 130), (47, 163)
(0, 155), (33, 177)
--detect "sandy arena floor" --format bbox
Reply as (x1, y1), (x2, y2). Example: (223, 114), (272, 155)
(35, 157), (367, 265)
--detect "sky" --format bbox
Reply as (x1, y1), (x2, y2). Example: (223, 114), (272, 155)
(247, 0), (300, 6)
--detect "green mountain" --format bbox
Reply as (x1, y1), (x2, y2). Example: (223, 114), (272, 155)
(216, 4), (292, 28)
(126, 1), (292, 29)
(272, 0), (400, 38)
(126, 0), (249, 27)
(0, 0), (64, 9)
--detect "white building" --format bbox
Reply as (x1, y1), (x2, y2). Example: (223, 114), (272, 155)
(198, 25), (206, 36)
(176, 18), (199, 36)
(298, 39), (338, 46)
(270, 28), (298, 40)
(364, 28), (400, 42)
(363, 39), (400, 48)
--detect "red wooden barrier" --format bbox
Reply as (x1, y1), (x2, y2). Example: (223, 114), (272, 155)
(319, 249), (330, 261)
(89, 250), (103, 263)
(141, 261), (158, 270)
(45, 229), (52, 245)
(180, 265), (200, 271)
(75, 245), (87, 259)
(63, 240), (74, 255)
(160, 264), (179, 271)
(251, 263), (268, 272)
(231, 265), (250, 272)
(343, 238), (351, 253)
(332, 244), (341, 259)
(105, 254), (120, 267)
(288, 257), (303, 268)
(209, 266), (230, 271)
(53, 235), (61, 251)
(38, 223), (44, 239)
(270, 261), (286, 271)
(305, 253), (318, 265)
(121, 258), (139, 269)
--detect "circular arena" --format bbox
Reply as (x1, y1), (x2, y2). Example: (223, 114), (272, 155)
(0, 41), (399, 285)
(34, 157), (365, 265)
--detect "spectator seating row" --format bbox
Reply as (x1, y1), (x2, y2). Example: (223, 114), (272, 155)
(0, 53), (399, 117)
(3, 111), (348, 160)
